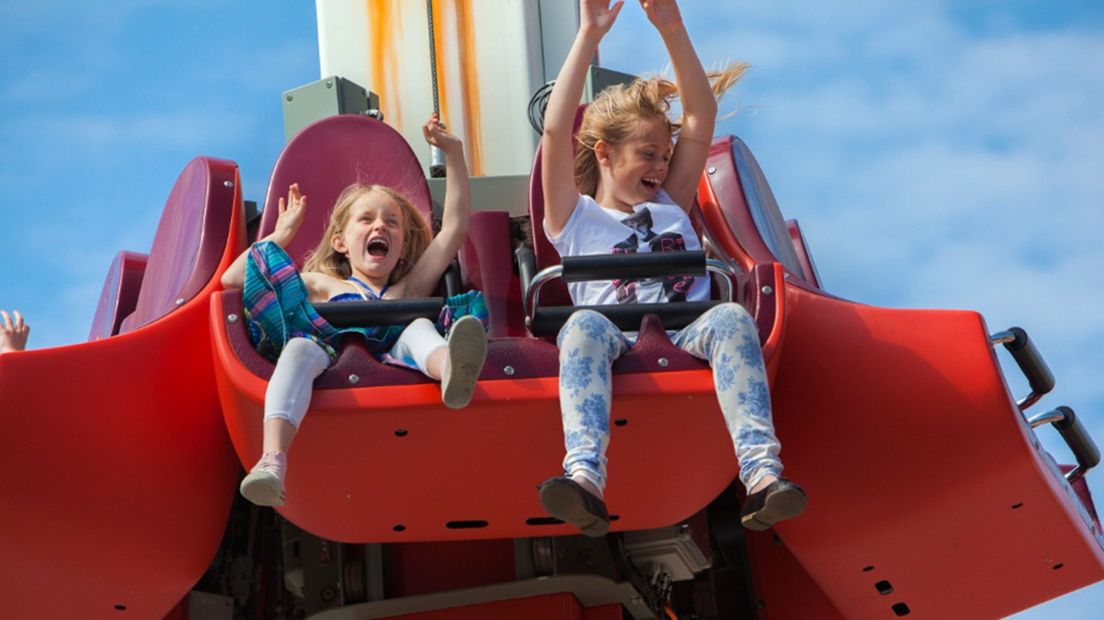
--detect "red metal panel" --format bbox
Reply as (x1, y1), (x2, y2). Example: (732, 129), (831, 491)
(0, 159), (244, 617)
(765, 283), (1104, 617)
(386, 540), (517, 598)
(88, 250), (148, 340)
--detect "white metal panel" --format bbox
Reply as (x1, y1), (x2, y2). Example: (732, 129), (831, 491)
(314, 0), (578, 177)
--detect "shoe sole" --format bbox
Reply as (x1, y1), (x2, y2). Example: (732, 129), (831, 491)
(539, 482), (609, 537)
(442, 316), (487, 409)
(240, 471), (286, 507)
(741, 487), (807, 531)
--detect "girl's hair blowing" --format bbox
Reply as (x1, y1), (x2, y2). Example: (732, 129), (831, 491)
(303, 184), (431, 284)
(574, 62), (749, 197)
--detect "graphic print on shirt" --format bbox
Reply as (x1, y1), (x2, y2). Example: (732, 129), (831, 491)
(611, 207), (694, 303)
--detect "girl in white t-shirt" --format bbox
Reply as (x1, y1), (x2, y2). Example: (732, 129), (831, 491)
(537, 0), (806, 536)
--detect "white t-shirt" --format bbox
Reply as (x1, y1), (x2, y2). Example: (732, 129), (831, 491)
(544, 190), (709, 306)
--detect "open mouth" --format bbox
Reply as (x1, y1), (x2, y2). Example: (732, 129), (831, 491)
(642, 177), (661, 191)
(367, 237), (390, 258)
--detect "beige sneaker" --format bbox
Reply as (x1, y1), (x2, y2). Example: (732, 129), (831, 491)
(441, 315), (487, 409)
(240, 452), (287, 507)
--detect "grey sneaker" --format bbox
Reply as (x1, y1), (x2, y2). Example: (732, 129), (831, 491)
(441, 315), (487, 409)
(240, 452), (287, 507)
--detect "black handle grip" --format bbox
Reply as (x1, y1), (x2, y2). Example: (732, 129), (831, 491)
(443, 261), (462, 298)
(561, 250), (707, 282)
(1053, 406), (1101, 475)
(530, 301), (719, 337)
(516, 244), (536, 293)
(1002, 326), (1056, 397)
(314, 298), (443, 328)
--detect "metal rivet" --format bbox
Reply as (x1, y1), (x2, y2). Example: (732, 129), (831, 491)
(325, 79), (333, 88)
(657, 357), (669, 368)
(761, 286), (773, 295)
(707, 167), (717, 174)
(227, 314), (239, 323)
(348, 374), (360, 385)
(223, 180), (234, 189)
(503, 365), (515, 376)
(175, 298), (185, 305)
(285, 94), (293, 102)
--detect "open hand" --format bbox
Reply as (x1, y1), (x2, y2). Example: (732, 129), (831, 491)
(580, 0), (624, 37)
(422, 113), (463, 154)
(273, 183), (307, 245)
(0, 309), (29, 353)
(639, 0), (683, 31)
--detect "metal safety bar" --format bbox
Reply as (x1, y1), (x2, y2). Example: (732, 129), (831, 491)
(990, 327), (1055, 411)
(524, 254), (737, 325)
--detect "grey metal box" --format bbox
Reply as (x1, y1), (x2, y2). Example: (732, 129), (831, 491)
(282, 76), (380, 141)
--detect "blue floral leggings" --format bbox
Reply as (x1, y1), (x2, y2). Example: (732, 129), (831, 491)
(557, 303), (783, 494)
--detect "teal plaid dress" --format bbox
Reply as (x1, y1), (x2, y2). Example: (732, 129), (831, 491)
(243, 240), (488, 366)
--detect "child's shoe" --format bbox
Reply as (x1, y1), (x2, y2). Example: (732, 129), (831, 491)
(240, 451), (287, 507)
(441, 315), (487, 409)
(538, 477), (610, 537)
(740, 478), (806, 531)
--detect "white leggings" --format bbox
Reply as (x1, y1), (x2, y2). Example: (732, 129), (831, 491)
(265, 319), (446, 428)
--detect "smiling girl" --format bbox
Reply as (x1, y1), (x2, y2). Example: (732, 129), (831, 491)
(537, 0), (805, 536)
(221, 114), (488, 507)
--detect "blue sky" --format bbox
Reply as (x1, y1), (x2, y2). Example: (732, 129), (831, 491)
(0, 1), (1101, 616)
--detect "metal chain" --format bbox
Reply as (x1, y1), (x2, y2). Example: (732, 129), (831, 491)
(425, 0), (440, 117)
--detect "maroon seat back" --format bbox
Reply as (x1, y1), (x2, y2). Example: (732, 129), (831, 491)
(119, 157), (238, 333)
(88, 251), (148, 340)
(257, 115), (432, 266)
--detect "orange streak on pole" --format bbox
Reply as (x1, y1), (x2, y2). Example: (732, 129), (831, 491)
(453, 0), (483, 176)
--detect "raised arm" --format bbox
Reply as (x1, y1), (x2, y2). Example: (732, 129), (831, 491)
(642, 0), (717, 211)
(542, 0), (624, 237)
(400, 115), (471, 298)
(220, 184), (308, 289)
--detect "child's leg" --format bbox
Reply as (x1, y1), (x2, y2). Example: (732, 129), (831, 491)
(539, 309), (630, 537)
(241, 337), (330, 507)
(388, 316), (487, 408)
(555, 309), (631, 496)
(671, 303), (783, 491)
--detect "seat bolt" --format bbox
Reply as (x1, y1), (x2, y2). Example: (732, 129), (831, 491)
(761, 286), (773, 295)
(223, 180), (234, 189)
(227, 314), (239, 323)
(658, 357), (669, 368)
(175, 298), (185, 305)
(503, 365), (515, 376)
(349, 374), (360, 385)
(707, 167), (717, 174)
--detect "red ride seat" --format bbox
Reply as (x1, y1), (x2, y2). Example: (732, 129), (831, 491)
(212, 113), (785, 543)
(0, 156), (243, 618)
(695, 134), (1104, 617)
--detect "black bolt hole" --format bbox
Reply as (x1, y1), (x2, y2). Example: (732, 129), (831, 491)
(875, 580), (894, 595)
(1053, 563), (1065, 570)
(1012, 502), (1024, 509)
(526, 516), (564, 526)
(892, 602), (911, 616)
(862, 565), (875, 572)
(114, 605), (128, 611)
(392, 524), (406, 532)
(394, 429), (408, 437)
(445, 520), (489, 529)
(609, 514), (620, 521)
(614, 418), (628, 427)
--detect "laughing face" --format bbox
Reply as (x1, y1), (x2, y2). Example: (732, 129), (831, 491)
(598, 117), (673, 209)
(330, 189), (406, 288)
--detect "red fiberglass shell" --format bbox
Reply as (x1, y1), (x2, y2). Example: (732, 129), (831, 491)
(0, 157), (244, 618)
(696, 135), (1104, 616)
(214, 116), (787, 542)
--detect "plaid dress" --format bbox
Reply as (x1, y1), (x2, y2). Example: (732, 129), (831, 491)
(243, 240), (488, 366)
